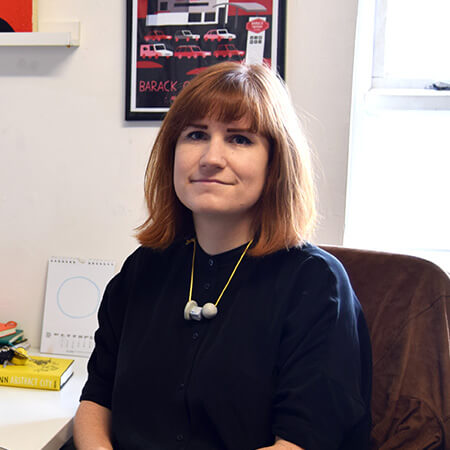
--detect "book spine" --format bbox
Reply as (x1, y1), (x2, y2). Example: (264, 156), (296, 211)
(9, 333), (25, 345)
(0, 373), (61, 390)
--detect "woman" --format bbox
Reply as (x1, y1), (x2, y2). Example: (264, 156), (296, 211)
(73, 62), (372, 449)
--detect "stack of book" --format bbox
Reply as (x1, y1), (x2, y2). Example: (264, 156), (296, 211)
(0, 321), (74, 391)
(0, 321), (28, 349)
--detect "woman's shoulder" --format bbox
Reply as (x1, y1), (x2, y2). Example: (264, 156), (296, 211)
(268, 242), (350, 283)
(260, 243), (359, 313)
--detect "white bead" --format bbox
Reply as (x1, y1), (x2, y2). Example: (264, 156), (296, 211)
(184, 300), (198, 320)
(202, 303), (218, 319)
(190, 306), (203, 321)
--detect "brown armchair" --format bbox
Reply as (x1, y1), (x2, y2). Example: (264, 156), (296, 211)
(322, 246), (450, 449)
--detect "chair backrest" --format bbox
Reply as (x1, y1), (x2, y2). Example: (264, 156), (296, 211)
(321, 246), (450, 449)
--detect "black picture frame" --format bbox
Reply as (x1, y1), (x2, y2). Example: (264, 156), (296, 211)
(126, 1), (286, 121)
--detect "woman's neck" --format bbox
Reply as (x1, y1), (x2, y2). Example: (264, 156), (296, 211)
(193, 214), (253, 255)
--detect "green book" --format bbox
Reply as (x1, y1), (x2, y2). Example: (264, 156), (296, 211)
(0, 329), (24, 345)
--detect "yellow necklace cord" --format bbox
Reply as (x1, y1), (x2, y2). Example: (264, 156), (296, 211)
(214, 240), (253, 307)
(188, 239), (253, 308)
(188, 239), (197, 303)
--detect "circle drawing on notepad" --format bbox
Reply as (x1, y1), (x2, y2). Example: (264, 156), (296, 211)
(57, 276), (101, 319)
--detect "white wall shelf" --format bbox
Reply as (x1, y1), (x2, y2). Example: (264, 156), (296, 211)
(0, 21), (80, 47)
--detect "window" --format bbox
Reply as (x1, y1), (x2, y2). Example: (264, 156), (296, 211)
(204, 12), (216, 22)
(175, 2), (209, 5)
(188, 12), (201, 22)
(346, 0), (450, 270)
(372, 0), (450, 88)
(159, 1), (168, 11)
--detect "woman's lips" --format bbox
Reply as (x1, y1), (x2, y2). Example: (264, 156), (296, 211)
(191, 179), (229, 185)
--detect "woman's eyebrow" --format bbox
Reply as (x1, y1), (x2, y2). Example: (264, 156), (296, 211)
(226, 127), (252, 132)
(185, 123), (208, 129)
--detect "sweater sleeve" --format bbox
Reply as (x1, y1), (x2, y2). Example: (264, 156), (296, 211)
(79, 250), (139, 409)
(272, 251), (372, 449)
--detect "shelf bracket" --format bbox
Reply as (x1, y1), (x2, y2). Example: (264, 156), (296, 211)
(38, 21), (80, 47)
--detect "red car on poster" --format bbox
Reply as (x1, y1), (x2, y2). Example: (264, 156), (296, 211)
(174, 45), (211, 59)
(203, 29), (236, 42)
(144, 29), (173, 41)
(213, 44), (245, 58)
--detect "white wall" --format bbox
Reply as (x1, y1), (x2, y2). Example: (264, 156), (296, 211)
(286, 0), (358, 245)
(0, 0), (358, 346)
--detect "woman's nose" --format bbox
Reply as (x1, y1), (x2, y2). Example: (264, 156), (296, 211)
(199, 135), (226, 168)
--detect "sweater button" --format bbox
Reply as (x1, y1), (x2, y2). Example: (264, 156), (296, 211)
(176, 434), (184, 441)
(192, 332), (199, 340)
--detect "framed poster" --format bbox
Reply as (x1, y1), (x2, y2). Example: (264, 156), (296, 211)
(0, 0), (38, 32)
(126, 0), (286, 121)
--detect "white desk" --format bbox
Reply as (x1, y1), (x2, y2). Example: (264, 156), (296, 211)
(0, 351), (88, 450)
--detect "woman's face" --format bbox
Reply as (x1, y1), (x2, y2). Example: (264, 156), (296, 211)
(173, 116), (270, 225)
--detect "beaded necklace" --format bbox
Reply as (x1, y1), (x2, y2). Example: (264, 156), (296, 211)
(184, 239), (253, 321)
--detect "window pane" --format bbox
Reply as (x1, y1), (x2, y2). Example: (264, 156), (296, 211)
(384, 0), (450, 80)
(346, 109), (450, 265)
(188, 13), (201, 22)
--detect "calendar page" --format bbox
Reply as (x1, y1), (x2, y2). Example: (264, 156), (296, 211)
(40, 257), (116, 357)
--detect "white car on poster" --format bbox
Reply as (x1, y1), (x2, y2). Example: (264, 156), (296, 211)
(204, 29), (236, 42)
(175, 30), (200, 42)
(140, 43), (173, 59)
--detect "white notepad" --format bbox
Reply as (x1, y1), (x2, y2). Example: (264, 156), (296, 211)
(40, 257), (116, 357)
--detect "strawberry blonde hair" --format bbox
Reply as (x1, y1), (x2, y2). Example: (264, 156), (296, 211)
(136, 62), (316, 256)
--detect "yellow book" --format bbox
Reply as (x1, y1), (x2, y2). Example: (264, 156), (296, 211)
(0, 355), (74, 391)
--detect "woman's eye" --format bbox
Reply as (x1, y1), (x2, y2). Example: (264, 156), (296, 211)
(186, 130), (207, 141)
(230, 134), (252, 145)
